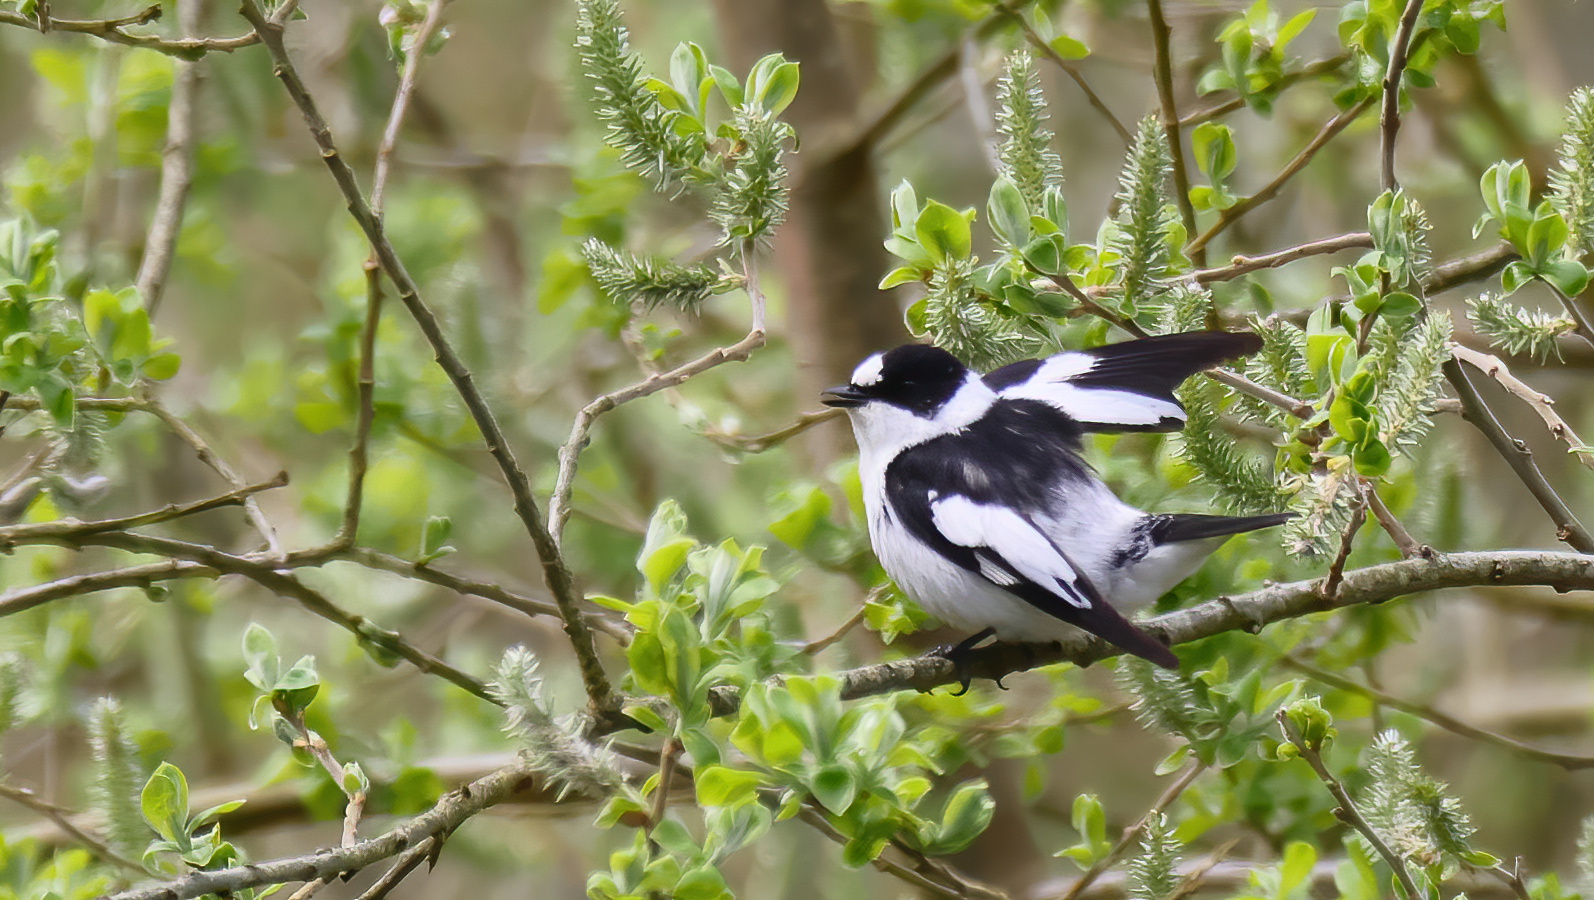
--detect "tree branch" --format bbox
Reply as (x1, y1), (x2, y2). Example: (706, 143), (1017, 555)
(695, 551), (1594, 715)
(1187, 96), (1376, 256)
(136, 0), (208, 316)
(235, 0), (618, 717)
(1145, 0), (1199, 266)
(1451, 344), (1594, 471)
(1191, 232), (1372, 284)
(1057, 761), (1206, 900)
(0, 472), (287, 544)
(0, 5), (258, 59)
(106, 757), (540, 900)
(1379, 0), (1427, 191)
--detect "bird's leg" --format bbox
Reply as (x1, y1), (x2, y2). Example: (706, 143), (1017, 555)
(927, 628), (996, 696)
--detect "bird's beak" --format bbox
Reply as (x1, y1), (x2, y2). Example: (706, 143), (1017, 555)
(821, 385), (867, 408)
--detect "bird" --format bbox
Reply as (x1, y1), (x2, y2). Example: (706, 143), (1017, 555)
(820, 330), (1291, 681)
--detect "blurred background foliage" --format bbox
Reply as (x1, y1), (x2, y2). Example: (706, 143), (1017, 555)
(1, 0), (1593, 897)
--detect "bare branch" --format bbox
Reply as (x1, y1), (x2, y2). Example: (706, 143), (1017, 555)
(701, 407), (844, 453)
(0, 5), (258, 59)
(1281, 655), (1594, 771)
(1379, 0), (1427, 191)
(1191, 232), (1372, 284)
(695, 551), (1594, 715)
(1452, 344), (1594, 471)
(1179, 55), (1352, 128)
(1187, 97), (1375, 256)
(1145, 0), (1200, 266)
(0, 783), (148, 876)
(0, 472), (287, 544)
(136, 0), (209, 315)
(235, 0), (618, 717)
(143, 395), (283, 554)
(107, 757), (540, 900)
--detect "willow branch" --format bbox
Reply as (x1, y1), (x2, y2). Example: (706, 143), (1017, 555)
(136, 0), (208, 316)
(0, 559), (217, 617)
(701, 407), (844, 453)
(1379, 0), (1427, 191)
(996, 3), (1131, 146)
(1178, 55), (1352, 128)
(549, 247), (768, 544)
(1280, 655), (1594, 771)
(107, 758), (539, 900)
(1191, 232), (1372, 284)
(1451, 344), (1594, 471)
(143, 395), (282, 554)
(0, 783), (149, 877)
(0, 472), (287, 544)
(1057, 761), (1206, 900)
(1145, 0), (1199, 265)
(694, 552), (1594, 715)
(0, 6), (258, 59)
(1187, 96), (1375, 256)
(236, 0), (617, 716)
(1279, 711), (1422, 900)
(1443, 358), (1594, 552)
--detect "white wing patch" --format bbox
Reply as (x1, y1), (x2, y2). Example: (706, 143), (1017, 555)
(995, 353), (1185, 427)
(851, 352), (886, 387)
(929, 493), (1091, 608)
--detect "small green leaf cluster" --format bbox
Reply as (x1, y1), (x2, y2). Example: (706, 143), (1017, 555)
(576, 0), (797, 313)
(730, 678), (995, 865)
(1121, 657), (1301, 772)
(139, 762), (249, 880)
(1550, 87), (1594, 257)
(242, 623), (323, 760)
(1358, 730), (1497, 889)
(1197, 0), (1318, 113)
(1233, 840), (1320, 900)
(0, 839), (112, 900)
(1477, 160), (1590, 297)
(1466, 293), (1575, 362)
(1336, 0), (1503, 102)
(379, 0), (451, 63)
(1189, 122), (1239, 212)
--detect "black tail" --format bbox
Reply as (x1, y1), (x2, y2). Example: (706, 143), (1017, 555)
(1148, 512), (1294, 544)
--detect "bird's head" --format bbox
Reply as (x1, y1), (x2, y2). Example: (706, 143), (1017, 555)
(822, 344), (994, 459)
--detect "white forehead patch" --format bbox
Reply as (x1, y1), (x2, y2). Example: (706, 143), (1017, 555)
(851, 353), (886, 387)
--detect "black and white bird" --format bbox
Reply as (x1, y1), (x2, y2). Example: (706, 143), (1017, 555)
(821, 331), (1290, 674)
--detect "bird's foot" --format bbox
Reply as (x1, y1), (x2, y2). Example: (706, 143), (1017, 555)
(926, 628), (996, 696)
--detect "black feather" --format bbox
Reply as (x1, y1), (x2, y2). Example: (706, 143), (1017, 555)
(1146, 512), (1294, 544)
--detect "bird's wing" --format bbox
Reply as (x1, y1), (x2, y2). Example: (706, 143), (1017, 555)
(886, 465), (1178, 668)
(983, 331), (1263, 432)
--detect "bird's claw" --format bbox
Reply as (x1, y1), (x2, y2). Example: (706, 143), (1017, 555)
(926, 628), (995, 696)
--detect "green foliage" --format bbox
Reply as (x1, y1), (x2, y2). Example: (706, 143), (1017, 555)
(582, 239), (725, 312)
(994, 51), (1063, 209)
(1121, 657), (1300, 770)
(140, 762), (248, 878)
(86, 698), (146, 860)
(1375, 314), (1451, 452)
(1468, 293), (1577, 362)
(1189, 122), (1239, 212)
(1478, 160), (1590, 297)
(1358, 730), (1491, 886)
(1110, 118), (1180, 313)
(490, 647), (626, 801)
(1549, 87), (1594, 257)
(1198, 0), (1320, 113)
(0, 653), (24, 745)
(1126, 811), (1183, 900)
(1174, 378), (1280, 513)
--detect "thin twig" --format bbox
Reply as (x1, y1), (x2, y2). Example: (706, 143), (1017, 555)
(549, 246), (768, 544)
(136, 0), (208, 316)
(143, 395), (282, 554)
(1057, 760), (1207, 900)
(1322, 486), (1369, 600)
(0, 783), (148, 876)
(1451, 344), (1594, 471)
(1379, 0), (1427, 192)
(1187, 96), (1376, 256)
(107, 757), (541, 900)
(888, 834), (1010, 900)
(0, 472), (288, 543)
(354, 837), (437, 900)
(997, 3), (1131, 146)
(236, 0), (618, 718)
(701, 407), (844, 453)
(0, 560), (216, 618)
(1362, 481), (1427, 558)
(1545, 281), (1594, 350)
(1179, 55), (1352, 127)
(1443, 358), (1594, 552)
(1145, 0), (1199, 267)
(1278, 711), (1422, 900)
(1191, 232), (1372, 284)
(795, 804), (983, 900)
(0, 6), (258, 58)
(1280, 655), (1594, 771)
(801, 605), (867, 655)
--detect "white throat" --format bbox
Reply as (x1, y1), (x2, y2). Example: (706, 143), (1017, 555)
(846, 373), (995, 475)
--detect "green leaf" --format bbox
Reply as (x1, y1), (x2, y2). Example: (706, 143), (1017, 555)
(1191, 122), (1237, 181)
(878, 265), (924, 289)
(1022, 234), (1066, 275)
(753, 59), (800, 115)
(809, 764), (857, 814)
(140, 762), (190, 843)
(1048, 34), (1090, 60)
(342, 761), (370, 795)
(242, 623), (279, 690)
(988, 177), (1030, 247)
(1279, 840), (1318, 894)
(1379, 291), (1421, 322)
(419, 515), (456, 564)
(1542, 258), (1591, 297)
(695, 765), (766, 808)
(915, 200), (973, 266)
(142, 351), (181, 380)
(922, 781), (995, 854)
(190, 799), (245, 830)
